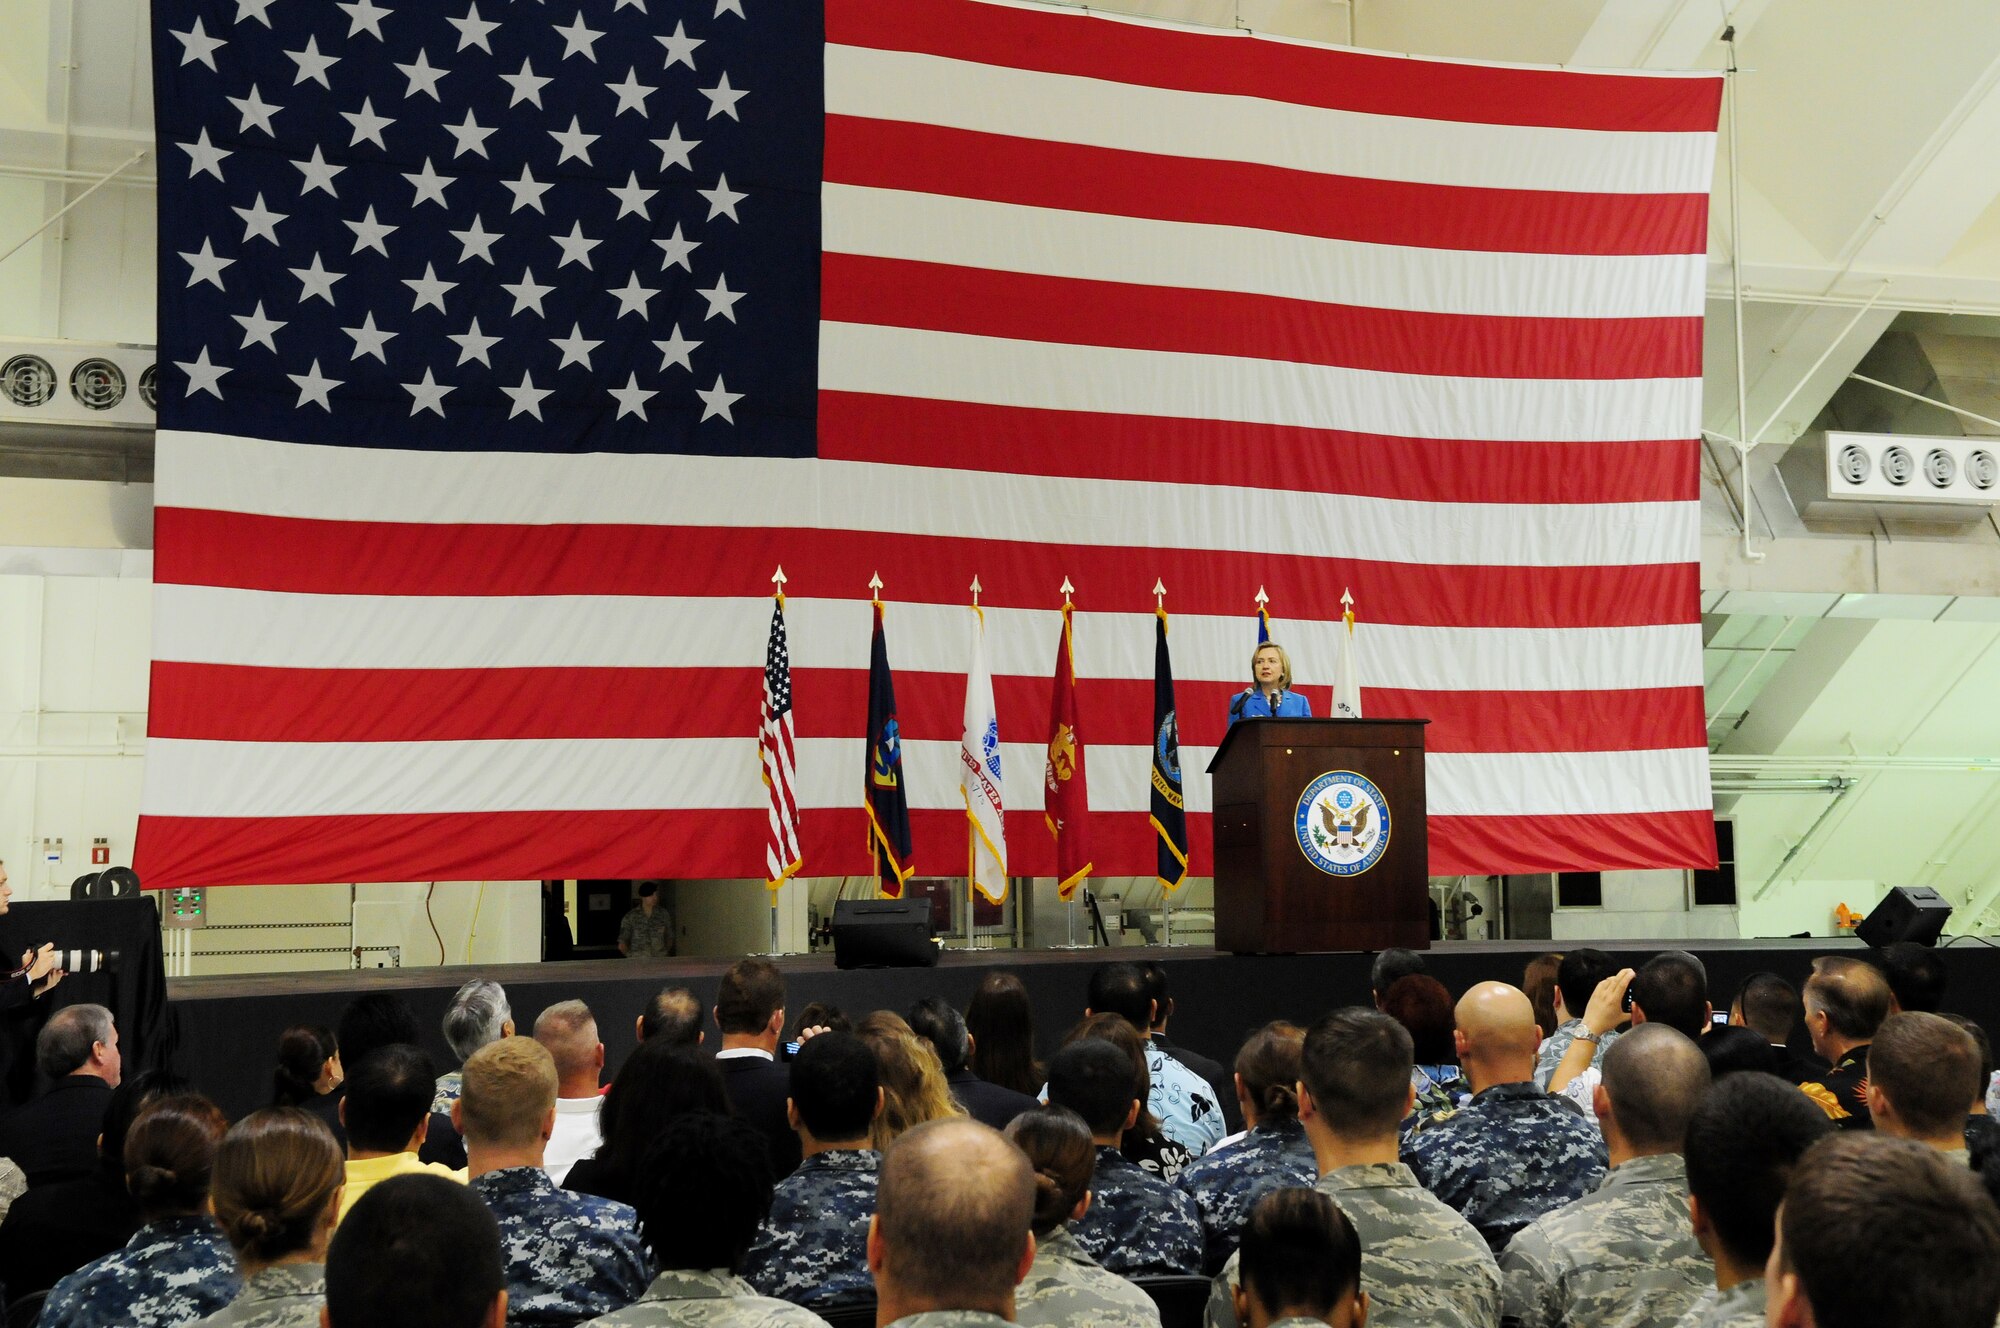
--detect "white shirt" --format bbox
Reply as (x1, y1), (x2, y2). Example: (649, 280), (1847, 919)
(1558, 1066), (1602, 1129)
(544, 1095), (605, 1185)
(714, 1047), (775, 1061)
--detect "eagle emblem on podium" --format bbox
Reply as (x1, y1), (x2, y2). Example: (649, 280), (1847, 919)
(1294, 771), (1392, 877)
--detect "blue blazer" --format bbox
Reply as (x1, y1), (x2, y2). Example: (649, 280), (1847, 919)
(1228, 689), (1313, 726)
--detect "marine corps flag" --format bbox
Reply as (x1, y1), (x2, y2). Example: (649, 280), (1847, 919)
(865, 594), (915, 897)
(1151, 605), (1189, 892)
(1045, 592), (1094, 900)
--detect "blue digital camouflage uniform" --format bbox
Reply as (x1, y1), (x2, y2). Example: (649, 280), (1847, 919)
(1175, 1117), (1317, 1274)
(471, 1165), (651, 1328)
(192, 1264), (325, 1328)
(1014, 1225), (1163, 1328)
(579, 1269), (834, 1327)
(41, 1213), (243, 1328)
(1071, 1145), (1203, 1277)
(1402, 1080), (1607, 1252)
(433, 1070), (464, 1115)
(1669, 1280), (1763, 1328)
(1534, 1022), (1619, 1090)
(1206, 1164), (1501, 1328)
(740, 1148), (880, 1308)
(1146, 1041), (1227, 1156)
(1499, 1153), (1707, 1328)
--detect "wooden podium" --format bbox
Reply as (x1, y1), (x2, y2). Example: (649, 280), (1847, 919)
(1206, 718), (1430, 954)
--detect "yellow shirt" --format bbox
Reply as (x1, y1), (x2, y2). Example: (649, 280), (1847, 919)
(339, 1152), (467, 1222)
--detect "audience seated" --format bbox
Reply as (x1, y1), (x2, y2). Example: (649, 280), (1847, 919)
(1680, 1072), (1834, 1328)
(270, 1025), (344, 1137)
(713, 958), (801, 1178)
(786, 1001), (851, 1043)
(1381, 975), (1469, 1121)
(1403, 982), (1606, 1251)
(457, 1037), (649, 1327)
(1940, 1013), (2000, 1163)
(438, 980), (514, 1114)
(565, 1041), (729, 1205)
(1696, 1026), (1782, 1080)
(867, 1117), (1037, 1328)
(1175, 1021), (1316, 1275)
(1865, 1011), (1980, 1160)
(741, 1030), (884, 1308)
(532, 1000), (606, 1185)
(1499, 1025), (1712, 1328)
(1064, 1011), (1196, 1180)
(583, 1113), (829, 1327)
(196, 1106), (344, 1328)
(1523, 954), (1563, 1050)
(0, 1068), (180, 1298)
(856, 1011), (965, 1151)
(965, 972), (1043, 1098)
(1730, 973), (1826, 1086)
(634, 987), (702, 1049)
(1535, 950), (1619, 1090)
(1796, 957), (1892, 1129)
(339, 1045), (465, 1220)
(336, 994), (466, 1170)
(1230, 1188), (1367, 1328)
(1087, 963), (1227, 1156)
(1370, 949), (1428, 1008)
(1045, 1038), (1202, 1277)
(0, 1002), (121, 1186)
(1766, 1134), (2000, 1328)
(1006, 1105), (1163, 1328)
(42, 1093), (239, 1328)
(1139, 961), (1244, 1135)
(1208, 1007), (1500, 1328)
(1551, 953), (1710, 1116)
(907, 995), (1038, 1131)
(1876, 941), (1947, 1014)
(325, 1174), (506, 1328)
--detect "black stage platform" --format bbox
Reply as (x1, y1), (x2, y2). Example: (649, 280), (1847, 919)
(167, 936), (2000, 1119)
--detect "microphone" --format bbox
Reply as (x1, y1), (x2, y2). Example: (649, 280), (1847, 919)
(1266, 691), (1279, 713)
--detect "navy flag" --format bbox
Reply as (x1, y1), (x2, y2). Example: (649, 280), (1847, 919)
(1151, 606), (1188, 892)
(866, 597), (914, 897)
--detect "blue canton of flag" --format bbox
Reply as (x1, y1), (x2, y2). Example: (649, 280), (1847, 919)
(152, 0), (821, 455)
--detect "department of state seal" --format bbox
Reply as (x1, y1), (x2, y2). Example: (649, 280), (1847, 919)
(1294, 770), (1391, 876)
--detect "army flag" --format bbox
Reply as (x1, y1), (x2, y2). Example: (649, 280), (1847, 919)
(1151, 607), (1189, 892)
(865, 599), (915, 896)
(1044, 601), (1094, 900)
(960, 607), (1008, 903)
(1332, 591), (1364, 719)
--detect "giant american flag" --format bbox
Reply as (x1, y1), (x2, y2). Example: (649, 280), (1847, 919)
(137, 0), (1722, 889)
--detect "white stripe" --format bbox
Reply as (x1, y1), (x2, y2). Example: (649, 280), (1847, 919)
(140, 736), (1711, 819)
(825, 185), (1708, 320)
(156, 433), (1700, 567)
(820, 322), (1702, 444)
(150, 586), (1705, 692)
(826, 44), (1717, 196)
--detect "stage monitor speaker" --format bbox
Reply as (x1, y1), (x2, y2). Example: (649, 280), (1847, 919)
(1856, 886), (1952, 948)
(831, 899), (938, 970)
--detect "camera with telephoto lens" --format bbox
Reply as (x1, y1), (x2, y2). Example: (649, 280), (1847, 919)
(12, 946), (120, 978)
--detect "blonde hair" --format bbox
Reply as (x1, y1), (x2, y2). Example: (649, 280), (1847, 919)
(212, 1107), (344, 1263)
(1250, 641), (1293, 690)
(459, 1036), (558, 1147)
(857, 1011), (964, 1151)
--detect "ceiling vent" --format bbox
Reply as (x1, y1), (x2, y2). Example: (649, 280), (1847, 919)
(0, 340), (156, 429)
(1781, 430), (2000, 524)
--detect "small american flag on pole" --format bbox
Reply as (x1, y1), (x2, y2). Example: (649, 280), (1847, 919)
(760, 581), (802, 888)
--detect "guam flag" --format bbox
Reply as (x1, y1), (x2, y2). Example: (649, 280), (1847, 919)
(1151, 607), (1189, 892)
(865, 599), (914, 897)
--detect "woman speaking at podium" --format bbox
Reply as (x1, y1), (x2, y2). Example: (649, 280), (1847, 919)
(1228, 641), (1313, 726)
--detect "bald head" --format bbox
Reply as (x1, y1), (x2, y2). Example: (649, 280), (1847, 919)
(1805, 957), (1892, 1059)
(1454, 982), (1540, 1088)
(1599, 1023), (1710, 1153)
(874, 1117), (1034, 1310)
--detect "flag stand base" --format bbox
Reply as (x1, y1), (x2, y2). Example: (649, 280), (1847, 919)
(1049, 896), (1090, 950)
(767, 897), (781, 957)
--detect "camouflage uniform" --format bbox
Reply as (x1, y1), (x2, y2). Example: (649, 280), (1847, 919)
(1207, 1164), (1501, 1328)
(1669, 1281), (1763, 1328)
(1147, 1041), (1227, 1156)
(619, 904), (676, 959)
(1402, 1081), (1607, 1251)
(1499, 1153), (1707, 1328)
(740, 1148), (880, 1308)
(579, 1269), (833, 1327)
(1071, 1145), (1203, 1277)
(192, 1264), (325, 1328)
(1534, 1022), (1619, 1091)
(41, 1213), (243, 1328)
(883, 1316), (1011, 1328)
(433, 1070), (464, 1116)
(1014, 1225), (1163, 1328)
(1175, 1117), (1317, 1274)
(471, 1165), (651, 1327)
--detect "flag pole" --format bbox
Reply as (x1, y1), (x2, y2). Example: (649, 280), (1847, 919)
(1156, 577), (1173, 951)
(1057, 575), (1081, 949)
(967, 575), (980, 951)
(769, 564), (787, 957)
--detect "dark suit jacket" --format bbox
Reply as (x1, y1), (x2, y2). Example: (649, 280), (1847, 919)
(1154, 1034), (1244, 1135)
(0, 1161), (138, 1299)
(946, 1068), (1039, 1132)
(718, 1053), (800, 1177)
(0, 1074), (113, 1187)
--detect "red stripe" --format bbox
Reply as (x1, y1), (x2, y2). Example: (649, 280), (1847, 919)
(153, 510), (1698, 628)
(828, 0), (1723, 134)
(148, 662), (1704, 755)
(826, 117), (1710, 257)
(823, 254), (1700, 381)
(820, 395), (1699, 506)
(133, 805), (1716, 890)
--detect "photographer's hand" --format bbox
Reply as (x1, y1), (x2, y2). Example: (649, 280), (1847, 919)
(24, 944), (57, 983)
